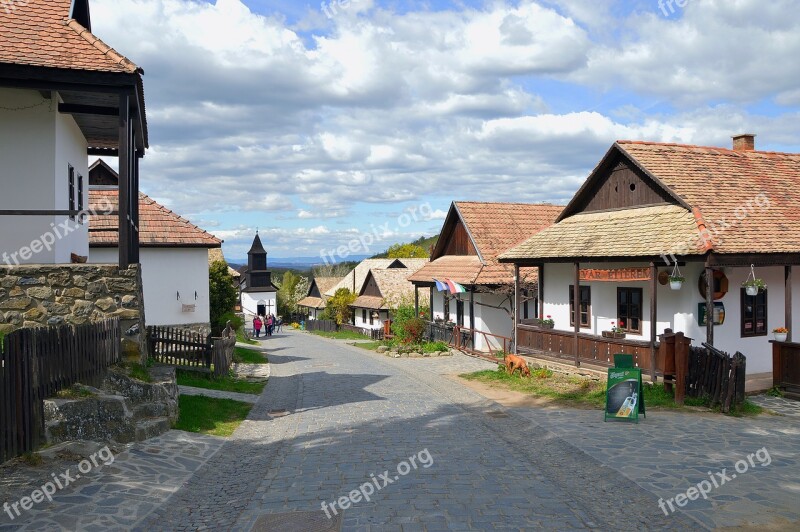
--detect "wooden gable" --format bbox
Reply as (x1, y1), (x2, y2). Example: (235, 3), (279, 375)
(559, 147), (685, 221)
(431, 204), (478, 259)
(360, 272), (382, 297)
(308, 280), (322, 298)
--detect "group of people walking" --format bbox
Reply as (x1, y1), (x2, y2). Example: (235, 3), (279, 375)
(252, 314), (280, 338)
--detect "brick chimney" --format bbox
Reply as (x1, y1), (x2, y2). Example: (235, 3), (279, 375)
(732, 134), (756, 152)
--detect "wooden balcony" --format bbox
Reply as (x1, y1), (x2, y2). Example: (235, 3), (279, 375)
(517, 324), (653, 371)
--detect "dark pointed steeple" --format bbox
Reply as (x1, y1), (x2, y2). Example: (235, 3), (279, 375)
(245, 232), (271, 290)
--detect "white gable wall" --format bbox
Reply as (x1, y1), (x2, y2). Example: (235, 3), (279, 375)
(90, 247), (211, 326)
(0, 88), (87, 265)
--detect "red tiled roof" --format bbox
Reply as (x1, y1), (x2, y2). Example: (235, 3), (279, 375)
(412, 202), (562, 286)
(617, 141), (800, 255)
(88, 190), (221, 248)
(0, 0), (140, 74)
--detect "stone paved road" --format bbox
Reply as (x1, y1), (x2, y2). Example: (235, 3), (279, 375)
(137, 330), (697, 531)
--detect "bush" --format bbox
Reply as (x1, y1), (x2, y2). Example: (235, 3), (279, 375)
(422, 341), (448, 353)
(532, 367), (554, 379)
(397, 317), (426, 344)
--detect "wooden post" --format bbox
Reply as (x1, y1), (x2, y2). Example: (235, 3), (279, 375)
(430, 286), (434, 319)
(514, 264), (520, 354)
(674, 332), (687, 405)
(538, 263), (545, 320)
(118, 92), (130, 269)
(650, 262), (658, 382)
(786, 265), (792, 342)
(414, 286), (419, 317)
(131, 152), (140, 264)
(469, 288), (475, 347)
(705, 264), (714, 346)
(574, 262), (580, 367)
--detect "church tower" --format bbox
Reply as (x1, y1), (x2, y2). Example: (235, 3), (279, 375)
(241, 232), (278, 322)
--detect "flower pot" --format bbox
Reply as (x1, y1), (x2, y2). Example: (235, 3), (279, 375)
(602, 331), (626, 339)
(540, 323), (554, 329)
(669, 280), (683, 290)
(745, 285), (759, 296)
(774, 332), (788, 342)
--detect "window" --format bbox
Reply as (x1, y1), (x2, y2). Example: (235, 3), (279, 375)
(68, 165), (75, 220)
(617, 288), (643, 334)
(569, 285), (591, 328)
(741, 288), (768, 337)
(362, 309), (367, 323)
(77, 173), (84, 216)
(369, 311), (374, 325)
(456, 299), (464, 327)
(443, 295), (450, 322)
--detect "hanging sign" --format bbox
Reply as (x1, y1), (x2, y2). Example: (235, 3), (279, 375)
(604, 368), (646, 423)
(580, 268), (651, 282)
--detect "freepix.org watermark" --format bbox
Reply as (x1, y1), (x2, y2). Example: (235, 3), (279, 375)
(3, 446), (115, 522)
(321, 448), (434, 519)
(1, 0), (27, 14)
(658, 447), (771, 516)
(320, 202), (436, 265)
(658, 0), (690, 17)
(1, 197), (113, 267)
(320, 0), (361, 19)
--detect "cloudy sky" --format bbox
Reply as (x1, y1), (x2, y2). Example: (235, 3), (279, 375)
(91, 0), (800, 261)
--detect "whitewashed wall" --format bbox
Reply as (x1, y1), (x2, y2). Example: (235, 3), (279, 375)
(91, 247), (211, 327)
(354, 308), (387, 330)
(474, 292), (513, 351)
(0, 89), (87, 265)
(541, 262), (792, 374)
(241, 291), (277, 322)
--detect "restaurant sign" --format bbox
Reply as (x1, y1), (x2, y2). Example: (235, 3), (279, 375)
(580, 267), (652, 282)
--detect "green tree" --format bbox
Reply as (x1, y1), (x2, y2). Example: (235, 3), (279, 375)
(209, 261), (237, 329)
(326, 288), (356, 325)
(277, 271), (308, 315)
(387, 243), (429, 258)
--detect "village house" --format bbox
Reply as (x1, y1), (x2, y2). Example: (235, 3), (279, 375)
(297, 276), (343, 320)
(500, 135), (800, 386)
(409, 202), (562, 352)
(87, 160), (221, 330)
(238, 233), (278, 322)
(351, 262), (430, 330)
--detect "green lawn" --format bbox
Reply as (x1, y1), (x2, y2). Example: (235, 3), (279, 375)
(310, 330), (372, 340)
(461, 367), (762, 415)
(174, 395), (253, 437)
(176, 369), (266, 395)
(233, 346), (268, 364)
(354, 341), (383, 350)
(236, 328), (258, 345)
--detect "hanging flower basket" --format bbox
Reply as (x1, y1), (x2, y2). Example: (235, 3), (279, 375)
(602, 331), (626, 339)
(668, 264), (684, 290)
(743, 265), (766, 296)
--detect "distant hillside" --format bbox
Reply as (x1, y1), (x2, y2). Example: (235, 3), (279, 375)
(371, 235), (439, 258)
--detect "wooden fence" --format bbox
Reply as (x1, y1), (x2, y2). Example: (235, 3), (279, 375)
(1, 319), (120, 463)
(686, 343), (746, 413)
(146, 325), (236, 376)
(426, 322), (474, 352)
(340, 323), (384, 340)
(305, 320), (337, 333)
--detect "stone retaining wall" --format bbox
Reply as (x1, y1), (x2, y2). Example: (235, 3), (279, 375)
(0, 264), (145, 336)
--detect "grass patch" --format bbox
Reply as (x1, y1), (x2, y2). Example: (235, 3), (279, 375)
(122, 361), (152, 383)
(310, 330), (372, 340)
(20, 452), (43, 467)
(354, 341), (383, 350)
(176, 369), (265, 395)
(174, 395), (252, 437)
(236, 327), (258, 345)
(233, 346), (268, 364)
(55, 385), (95, 399)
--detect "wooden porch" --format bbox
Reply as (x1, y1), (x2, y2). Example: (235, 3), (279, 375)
(517, 324), (654, 371)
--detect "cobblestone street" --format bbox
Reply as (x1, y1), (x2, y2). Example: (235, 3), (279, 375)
(2, 329), (798, 530)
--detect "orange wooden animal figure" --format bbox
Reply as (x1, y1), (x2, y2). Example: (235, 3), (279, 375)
(504, 354), (531, 377)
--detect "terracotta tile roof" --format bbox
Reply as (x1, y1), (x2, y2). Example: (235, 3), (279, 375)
(324, 258), (429, 297)
(88, 190), (222, 248)
(352, 268), (430, 310)
(0, 0), (141, 74)
(617, 141), (800, 255)
(412, 202), (562, 285)
(500, 205), (703, 260)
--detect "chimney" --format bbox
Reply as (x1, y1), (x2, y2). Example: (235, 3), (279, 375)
(732, 134), (756, 152)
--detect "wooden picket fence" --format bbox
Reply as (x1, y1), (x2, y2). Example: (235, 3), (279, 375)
(304, 319), (337, 333)
(146, 324), (236, 377)
(1, 319), (120, 463)
(686, 343), (746, 413)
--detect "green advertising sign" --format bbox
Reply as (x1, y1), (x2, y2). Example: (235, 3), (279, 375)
(604, 368), (646, 423)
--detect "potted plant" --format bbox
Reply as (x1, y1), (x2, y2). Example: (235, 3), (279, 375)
(668, 275), (685, 290)
(538, 315), (555, 329)
(742, 278), (766, 296)
(773, 327), (789, 342)
(602, 321), (626, 339)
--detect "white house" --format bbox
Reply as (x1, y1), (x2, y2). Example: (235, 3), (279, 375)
(409, 202), (562, 352)
(239, 233), (278, 323)
(500, 135), (800, 379)
(87, 161), (221, 329)
(351, 262), (429, 330)
(0, 0), (147, 269)
(297, 277), (343, 320)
